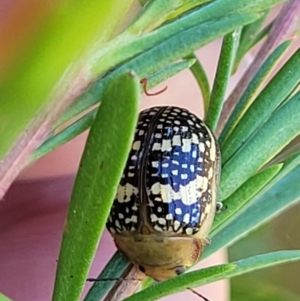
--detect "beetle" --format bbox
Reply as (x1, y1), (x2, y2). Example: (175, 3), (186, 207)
(107, 106), (220, 281)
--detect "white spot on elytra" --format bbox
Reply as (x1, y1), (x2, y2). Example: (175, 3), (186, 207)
(192, 133), (200, 144)
(173, 220), (181, 231)
(186, 228), (193, 235)
(166, 213), (173, 220)
(182, 139), (191, 152)
(151, 182), (160, 195)
(152, 143), (161, 151)
(151, 214), (158, 222)
(117, 183), (137, 203)
(160, 184), (173, 203)
(158, 218), (166, 225)
(152, 161), (159, 168)
(181, 126), (188, 132)
(162, 139), (172, 151)
(208, 167), (213, 179)
(172, 170), (178, 175)
(175, 208), (182, 215)
(199, 142), (205, 152)
(115, 220), (121, 228)
(172, 135), (181, 146)
(132, 141), (141, 150)
(183, 213), (190, 224)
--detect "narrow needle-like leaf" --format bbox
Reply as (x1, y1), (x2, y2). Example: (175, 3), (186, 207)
(52, 72), (140, 301)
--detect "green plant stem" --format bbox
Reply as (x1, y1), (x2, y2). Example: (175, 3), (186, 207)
(185, 53), (210, 116)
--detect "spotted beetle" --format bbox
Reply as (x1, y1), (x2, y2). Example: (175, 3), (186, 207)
(107, 106), (220, 281)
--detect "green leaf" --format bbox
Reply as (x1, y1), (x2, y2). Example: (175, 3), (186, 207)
(233, 10), (270, 70)
(221, 48), (300, 164)
(146, 59), (196, 90)
(84, 252), (129, 301)
(90, 0), (284, 78)
(184, 53), (210, 115)
(60, 13), (260, 127)
(29, 110), (97, 163)
(220, 90), (300, 200)
(249, 21), (274, 48)
(52, 72), (140, 301)
(31, 59), (195, 163)
(122, 251), (300, 301)
(127, 0), (212, 34)
(0, 293), (13, 301)
(203, 153), (300, 258)
(212, 164), (282, 232)
(206, 29), (241, 130)
(219, 40), (291, 146)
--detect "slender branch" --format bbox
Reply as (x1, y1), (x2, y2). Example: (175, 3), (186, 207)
(216, 0), (300, 136)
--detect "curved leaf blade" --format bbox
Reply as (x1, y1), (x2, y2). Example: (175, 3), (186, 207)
(206, 29), (241, 130)
(219, 40), (291, 146)
(212, 164), (282, 232)
(204, 153), (300, 259)
(52, 72), (140, 301)
(61, 13), (260, 126)
(221, 48), (300, 164)
(221, 90), (300, 200)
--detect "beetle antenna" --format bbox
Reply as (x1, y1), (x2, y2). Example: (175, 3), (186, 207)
(87, 277), (143, 282)
(188, 287), (212, 301)
(140, 78), (168, 96)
